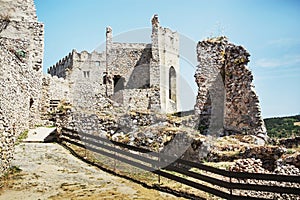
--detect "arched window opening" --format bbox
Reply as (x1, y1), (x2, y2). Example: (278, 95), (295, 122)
(169, 66), (176, 102)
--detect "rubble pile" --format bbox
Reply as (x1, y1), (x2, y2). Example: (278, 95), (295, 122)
(230, 158), (300, 199)
(282, 152), (300, 168)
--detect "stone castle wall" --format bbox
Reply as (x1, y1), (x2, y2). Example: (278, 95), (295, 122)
(107, 43), (152, 91)
(48, 50), (106, 110)
(195, 37), (266, 137)
(224, 44), (266, 136)
(122, 88), (153, 111)
(0, 0), (44, 174)
(107, 39), (154, 109)
(0, 0), (37, 22)
(68, 50), (106, 107)
(48, 16), (180, 114)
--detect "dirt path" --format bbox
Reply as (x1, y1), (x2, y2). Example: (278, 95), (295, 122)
(0, 142), (185, 200)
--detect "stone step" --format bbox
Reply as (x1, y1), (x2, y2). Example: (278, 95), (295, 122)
(23, 127), (56, 143)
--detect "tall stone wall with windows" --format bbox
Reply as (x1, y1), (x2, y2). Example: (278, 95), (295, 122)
(0, 0), (44, 175)
(67, 50), (106, 109)
(195, 37), (266, 137)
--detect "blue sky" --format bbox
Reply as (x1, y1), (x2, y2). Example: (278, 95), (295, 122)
(35, 0), (300, 118)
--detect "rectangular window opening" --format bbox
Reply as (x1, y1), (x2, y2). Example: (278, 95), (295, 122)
(83, 71), (90, 78)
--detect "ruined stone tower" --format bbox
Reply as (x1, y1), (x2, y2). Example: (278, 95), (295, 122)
(48, 15), (180, 114)
(195, 37), (266, 137)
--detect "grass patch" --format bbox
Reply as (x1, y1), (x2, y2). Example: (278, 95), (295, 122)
(15, 130), (28, 145)
(286, 148), (296, 155)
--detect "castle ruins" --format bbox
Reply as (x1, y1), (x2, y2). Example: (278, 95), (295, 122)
(0, 0), (267, 176)
(47, 15), (180, 114)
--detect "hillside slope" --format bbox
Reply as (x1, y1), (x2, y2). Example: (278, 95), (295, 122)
(264, 115), (300, 138)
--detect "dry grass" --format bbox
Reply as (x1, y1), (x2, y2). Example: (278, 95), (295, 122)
(64, 142), (225, 200)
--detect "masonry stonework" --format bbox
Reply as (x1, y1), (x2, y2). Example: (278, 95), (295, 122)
(40, 75), (70, 119)
(48, 15), (180, 114)
(0, 2), (270, 177)
(195, 37), (266, 137)
(0, 0), (44, 174)
(150, 15), (180, 113)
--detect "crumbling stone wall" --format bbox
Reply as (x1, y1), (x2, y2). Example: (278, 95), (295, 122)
(195, 37), (266, 137)
(123, 89), (153, 110)
(0, 0), (44, 175)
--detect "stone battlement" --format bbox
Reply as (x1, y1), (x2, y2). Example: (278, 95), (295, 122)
(48, 49), (105, 78)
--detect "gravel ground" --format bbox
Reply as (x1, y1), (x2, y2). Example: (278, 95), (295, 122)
(0, 142), (184, 200)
